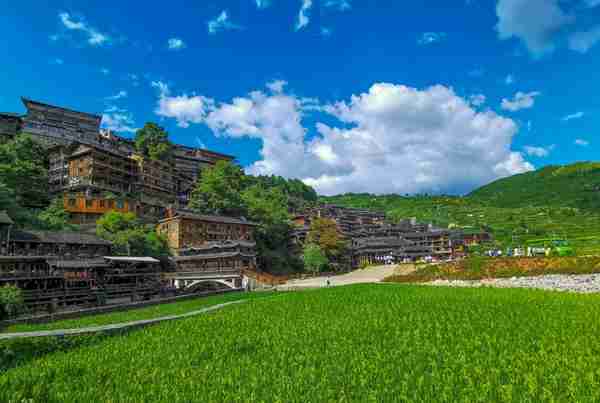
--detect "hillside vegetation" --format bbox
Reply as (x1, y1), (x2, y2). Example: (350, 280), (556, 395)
(321, 162), (600, 255)
(5, 285), (600, 401)
(469, 162), (600, 209)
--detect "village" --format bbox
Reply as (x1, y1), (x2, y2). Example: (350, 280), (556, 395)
(0, 97), (500, 314)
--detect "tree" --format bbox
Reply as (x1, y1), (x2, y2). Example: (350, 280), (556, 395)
(0, 285), (24, 320)
(307, 218), (347, 260)
(134, 122), (173, 161)
(96, 211), (169, 256)
(0, 134), (49, 208)
(38, 198), (72, 230)
(189, 160), (248, 216)
(187, 161), (320, 274)
(302, 243), (328, 275)
(0, 182), (19, 219)
(242, 185), (290, 226)
(242, 185), (302, 274)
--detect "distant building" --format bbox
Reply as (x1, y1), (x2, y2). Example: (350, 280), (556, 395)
(294, 204), (484, 268)
(170, 241), (258, 290)
(0, 112), (22, 143)
(131, 154), (177, 216)
(7, 230), (112, 259)
(3, 97), (237, 219)
(21, 98), (102, 147)
(157, 209), (258, 291)
(172, 145), (235, 205)
(0, 211), (14, 255)
(0, 210), (163, 311)
(157, 209), (257, 254)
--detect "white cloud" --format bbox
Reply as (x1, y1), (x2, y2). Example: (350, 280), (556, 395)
(495, 0), (574, 55)
(58, 12), (109, 46)
(501, 91), (541, 111)
(469, 94), (486, 107)
(105, 90), (128, 100)
(167, 38), (186, 50)
(128, 73), (140, 87)
(505, 74), (515, 85)
(323, 0), (352, 11)
(255, 0), (272, 9)
(306, 84), (533, 194)
(468, 68), (485, 77)
(575, 138), (590, 146)
(295, 0), (313, 31)
(524, 145), (554, 157)
(208, 10), (242, 35)
(153, 81), (532, 195)
(418, 32), (447, 45)
(104, 105), (126, 113)
(266, 80), (288, 93)
(101, 110), (137, 133)
(562, 111), (584, 121)
(151, 81), (214, 128)
(569, 25), (600, 53)
(321, 27), (332, 37)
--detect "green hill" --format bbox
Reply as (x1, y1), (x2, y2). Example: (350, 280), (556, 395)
(469, 162), (600, 209)
(320, 162), (600, 255)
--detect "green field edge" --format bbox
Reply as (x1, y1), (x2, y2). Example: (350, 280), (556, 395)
(2, 291), (273, 333)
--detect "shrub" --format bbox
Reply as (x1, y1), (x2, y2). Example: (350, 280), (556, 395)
(0, 285), (24, 320)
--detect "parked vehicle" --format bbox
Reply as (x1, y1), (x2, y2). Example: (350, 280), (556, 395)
(526, 239), (575, 257)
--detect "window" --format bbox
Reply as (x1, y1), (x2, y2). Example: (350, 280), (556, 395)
(108, 200), (115, 208)
(117, 200), (124, 209)
(99, 200), (105, 208)
(68, 198), (76, 207)
(85, 199), (93, 208)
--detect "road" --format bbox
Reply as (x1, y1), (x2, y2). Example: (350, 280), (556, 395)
(277, 264), (415, 291)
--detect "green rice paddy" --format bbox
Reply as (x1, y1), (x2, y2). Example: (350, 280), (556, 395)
(3, 284), (600, 402)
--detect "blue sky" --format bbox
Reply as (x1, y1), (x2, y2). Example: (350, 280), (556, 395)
(1, 0), (599, 195)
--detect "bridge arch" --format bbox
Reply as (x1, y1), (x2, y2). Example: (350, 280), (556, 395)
(182, 278), (238, 292)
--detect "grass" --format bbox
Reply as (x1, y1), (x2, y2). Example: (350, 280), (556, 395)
(2, 291), (269, 333)
(4, 284), (600, 401)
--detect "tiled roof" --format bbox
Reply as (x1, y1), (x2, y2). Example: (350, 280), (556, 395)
(104, 256), (160, 263)
(11, 230), (112, 246)
(0, 211), (14, 225)
(0, 112), (21, 118)
(22, 97), (102, 121)
(174, 252), (242, 261)
(162, 209), (258, 226)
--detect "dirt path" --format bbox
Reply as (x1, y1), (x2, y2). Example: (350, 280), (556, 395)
(277, 264), (416, 290)
(0, 300), (246, 341)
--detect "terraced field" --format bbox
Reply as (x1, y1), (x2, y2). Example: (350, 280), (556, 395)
(3, 284), (600, 401)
